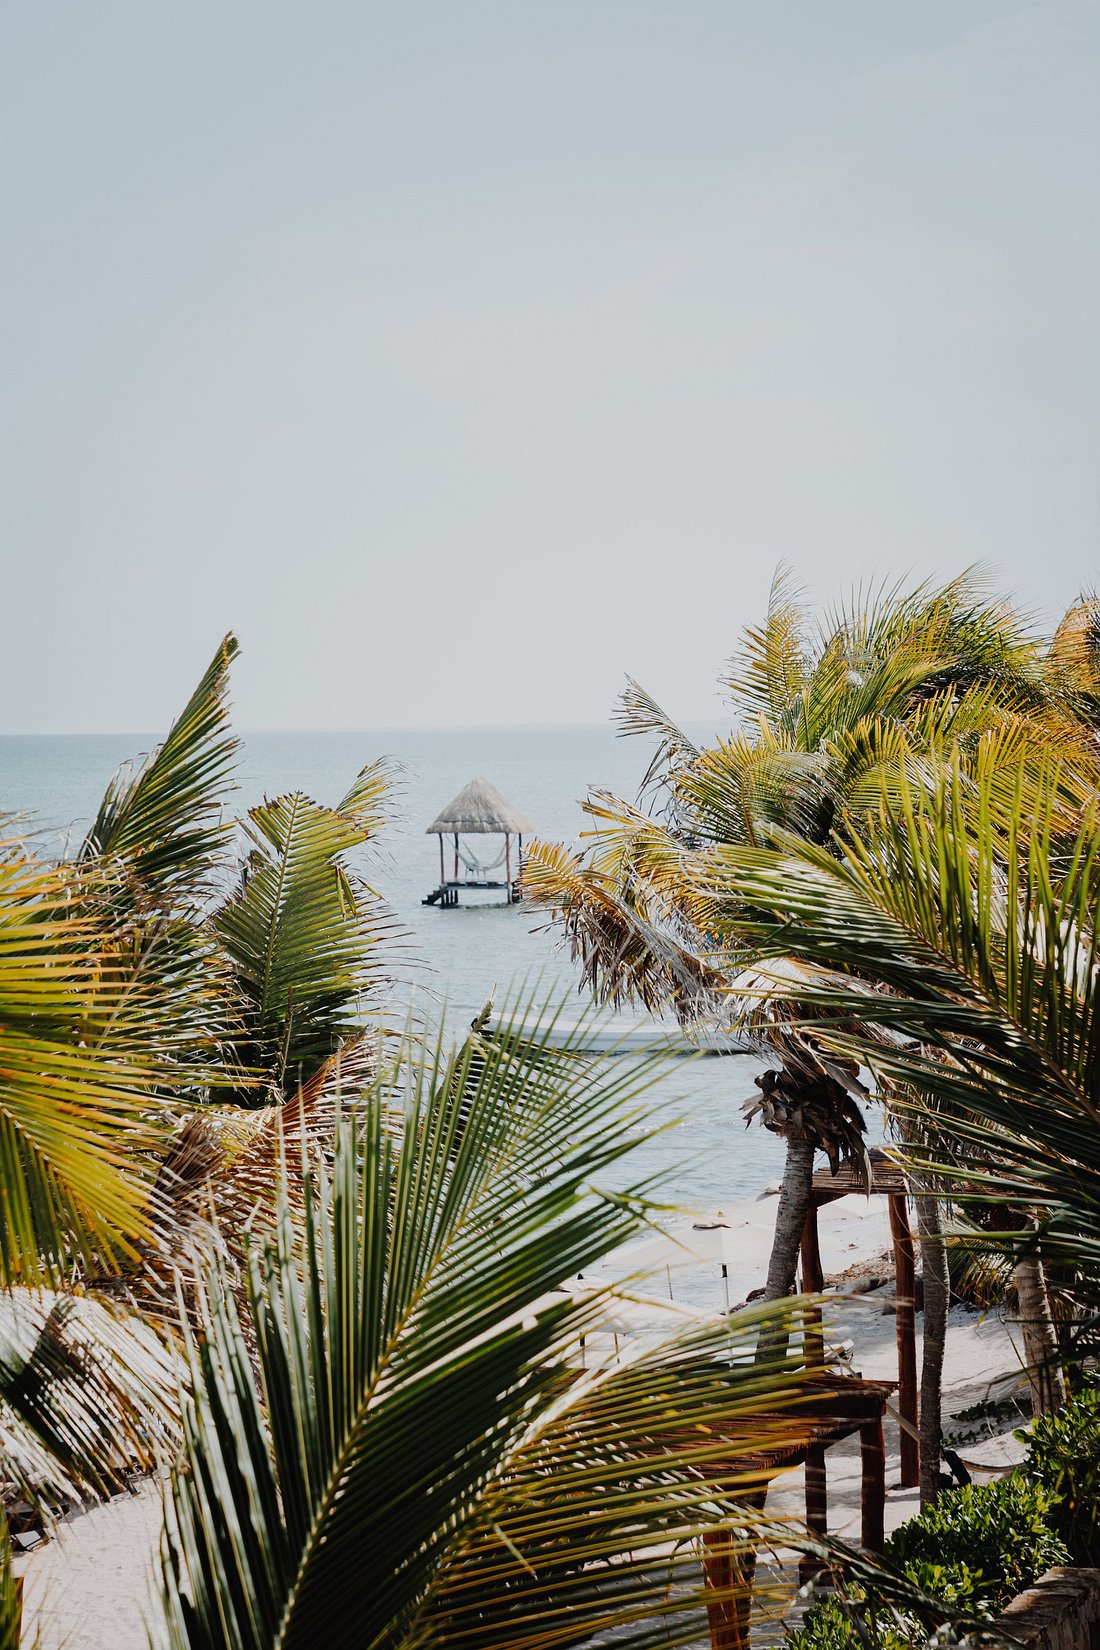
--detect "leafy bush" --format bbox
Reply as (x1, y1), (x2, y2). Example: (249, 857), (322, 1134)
(785, 1474), (1069, 1650)
(887, 1477), (1067, 1612)
(786, 1594), (911, 1650)
(1021, 1380), (1100, 1565)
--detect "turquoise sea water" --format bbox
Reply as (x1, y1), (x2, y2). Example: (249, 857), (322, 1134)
(1, 725), (875, 1252)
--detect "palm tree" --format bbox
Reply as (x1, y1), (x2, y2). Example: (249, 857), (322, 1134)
(524, 571), (1082, 1305)
(666, 750), (1100, 1411)
(158, 997), (819, 1650)
(0, 634), (401, 1541)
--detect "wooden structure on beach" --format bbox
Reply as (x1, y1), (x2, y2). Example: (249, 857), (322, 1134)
(422, 778), (533, 907)
(800, 1147), (920, 1488)
(694, 1372), (897, 1649)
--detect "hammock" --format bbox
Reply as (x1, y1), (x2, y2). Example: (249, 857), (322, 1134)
(457, 841), (509, 879)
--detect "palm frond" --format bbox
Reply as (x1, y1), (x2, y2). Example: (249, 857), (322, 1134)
(614, 678), (699, 800)
(159, 1001), (816, 1650)
(1048, 592), (1100, 728)
(679, 767), (1100, 1328)
(80, 635), (239, 905)
(723, 563), (810, 731)
(212, 766), (396, 1097)
(128, 1035), (379, 1324)
(0, 1290), (177, 1509)
(0, 845), (171, 1286)
(523, 835), (720, 1019)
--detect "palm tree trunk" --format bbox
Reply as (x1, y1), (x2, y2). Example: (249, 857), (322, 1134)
(915, 1186), (949, 1508)
(764, 1134), (816, 1302)
(1014, 1246), (1066, 1417)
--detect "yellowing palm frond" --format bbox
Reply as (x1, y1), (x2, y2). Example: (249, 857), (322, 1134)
(0, 845), (172, 1286)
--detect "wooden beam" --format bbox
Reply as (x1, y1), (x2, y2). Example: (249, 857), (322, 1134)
(438, 835), (445, 886)
(453, 833), (459, 881)
(889, 1193), (920, 1488)
(505, 833), (512, 891)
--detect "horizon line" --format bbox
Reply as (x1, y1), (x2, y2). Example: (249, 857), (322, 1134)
(1, 715), (723, 741)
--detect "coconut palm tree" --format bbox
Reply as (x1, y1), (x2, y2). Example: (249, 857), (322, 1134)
(158, 997), (819, 1650)
(664, 749), (1100, 1407)
(0, 635), (401, 1550)
(524, 571), (1086, 1306)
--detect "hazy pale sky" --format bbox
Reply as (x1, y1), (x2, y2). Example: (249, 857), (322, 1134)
(3, 2), (1099, 734)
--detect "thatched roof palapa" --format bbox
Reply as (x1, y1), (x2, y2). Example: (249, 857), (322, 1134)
(426, 778), (534, 836)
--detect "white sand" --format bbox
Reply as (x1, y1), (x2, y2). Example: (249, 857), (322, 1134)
(17, 1482), (167, 1650)
(15, 1192), (1032, 1650)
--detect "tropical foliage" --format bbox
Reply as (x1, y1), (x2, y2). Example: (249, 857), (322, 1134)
(666, 755), (1100, 1345)
(161, 1006), (817, 1650)
(1022, 1379), (1100, 1565)
(0, 635), (398, 1537)
(8, 576), (1100, 1648)
(523, 572), (1098, 1310)
(787, 1473), (1069, 1650)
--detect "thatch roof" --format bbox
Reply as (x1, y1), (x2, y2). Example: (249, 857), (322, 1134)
(426, 778), (534, 836)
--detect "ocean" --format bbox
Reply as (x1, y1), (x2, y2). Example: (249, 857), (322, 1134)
(2, 724), (878, 1301)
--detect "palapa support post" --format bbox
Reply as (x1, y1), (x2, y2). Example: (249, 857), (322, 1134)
(888, 1192), (919, 1488)
(702, 1531), (747, 1650)
(860, 1413), (887, 1550)
(800, 1209), (825, 1369)
(800, 1441), (829, 1584)
(808, 1150), (919, 1491)
(703, 1488), (766, 1650)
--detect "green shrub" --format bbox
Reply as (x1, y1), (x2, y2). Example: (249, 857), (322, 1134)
(1021, 1380), (1100, 1565)
(887, 1477), (1068, 1614)
(785, 1474), (1069, 1650)
(785, 1594), (911, 1650)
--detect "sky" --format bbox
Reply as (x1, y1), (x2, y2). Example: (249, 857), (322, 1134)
(3, 1), (1099, 735)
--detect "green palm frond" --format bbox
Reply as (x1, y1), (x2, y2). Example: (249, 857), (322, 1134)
(675, 730), (830, 845)
(723, 563), (811, 729)
(160, 1002), (814, 1650)
(81, 635), (239, 905)
(212, 766), (396, 1097)
(615, 678), (700, 799)
(0, 845), (171, 1286)
(681, 764), (1100, 1323)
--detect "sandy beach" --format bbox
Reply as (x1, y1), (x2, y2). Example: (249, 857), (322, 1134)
(17, 1186), (1031, 1650)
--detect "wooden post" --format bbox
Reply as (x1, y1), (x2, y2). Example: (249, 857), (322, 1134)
(438, 835), (445, 887)
(702, 1532), (743, 1650)
(702, 1488), (766, 1650)
(889, 1193), (919, 1487)
(860, 1414), (887, 1550)
(453, 833), (459, 881)
(505, 832), (512, 891)
(800, 1206), (825, 1369)
(800, 1440), (828, 1583)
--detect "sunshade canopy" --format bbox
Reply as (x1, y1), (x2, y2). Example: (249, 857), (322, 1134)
(425, 778), (534, 836)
